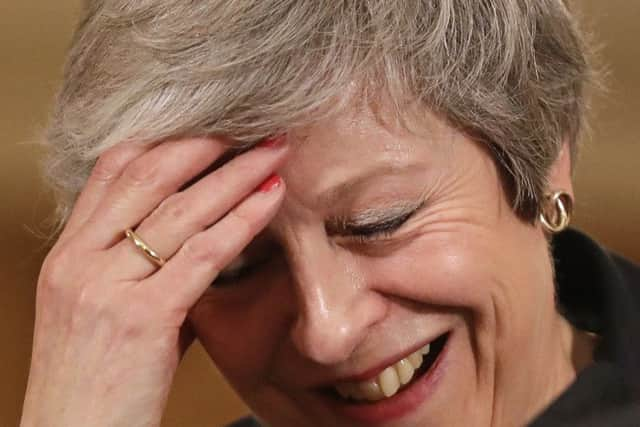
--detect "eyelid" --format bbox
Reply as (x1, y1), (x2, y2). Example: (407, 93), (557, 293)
(211, 238), (280, 286)
(347, 211), (413, 235)
(336, 200), (426, 240)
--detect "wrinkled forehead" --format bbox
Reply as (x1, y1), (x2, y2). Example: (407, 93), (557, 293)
(279, 106), (466, 211)
(284, 103), (457, 168)
(188, 103), (459, 203)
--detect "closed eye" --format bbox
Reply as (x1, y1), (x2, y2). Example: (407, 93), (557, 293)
(345, 210), (416, 240)
(211, 238), (281, 288)
(214, 253), (268, 284)
(327, 200), (426, 242)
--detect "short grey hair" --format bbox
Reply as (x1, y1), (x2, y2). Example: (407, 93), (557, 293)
(42, 0), (594, 234)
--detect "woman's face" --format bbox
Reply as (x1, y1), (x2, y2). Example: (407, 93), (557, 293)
(188, 107), (574, 427)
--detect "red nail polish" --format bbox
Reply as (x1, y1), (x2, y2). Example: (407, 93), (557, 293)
(258, 135), (286, 148)
(258, 174), (282, 192)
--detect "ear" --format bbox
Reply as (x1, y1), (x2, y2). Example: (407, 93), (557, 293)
(546, 141), (574, 199)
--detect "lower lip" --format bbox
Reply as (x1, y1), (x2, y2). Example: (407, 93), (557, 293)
(321, 333), (451, 424)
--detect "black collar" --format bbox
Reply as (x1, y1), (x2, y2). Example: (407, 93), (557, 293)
(553, 228), (640, 379)
(531, 228), (640, 426)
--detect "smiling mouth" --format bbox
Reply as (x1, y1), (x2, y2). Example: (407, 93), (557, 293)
(325, 333), (449, 404)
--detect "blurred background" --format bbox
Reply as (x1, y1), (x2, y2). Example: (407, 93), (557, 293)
(1, 2), (638, 426)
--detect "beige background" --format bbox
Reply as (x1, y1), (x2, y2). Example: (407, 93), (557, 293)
(1, 2), (638, 427)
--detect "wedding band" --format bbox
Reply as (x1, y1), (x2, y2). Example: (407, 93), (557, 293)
(124, 228), (166, 267)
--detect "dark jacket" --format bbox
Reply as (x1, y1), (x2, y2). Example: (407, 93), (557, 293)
(530, 228), (640, 426)
(228, 229), (640, 427)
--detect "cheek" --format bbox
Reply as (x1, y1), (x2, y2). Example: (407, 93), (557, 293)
(188, 281), (293, 391)
(365, 222), (552, 343)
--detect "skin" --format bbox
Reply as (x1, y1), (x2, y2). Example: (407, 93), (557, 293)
(189, 107), (587, 426)
(20, 104), (590, 427)
(21, 138), (289, 427)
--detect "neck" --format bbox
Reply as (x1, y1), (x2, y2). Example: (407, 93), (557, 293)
(524, 313), (597, 424)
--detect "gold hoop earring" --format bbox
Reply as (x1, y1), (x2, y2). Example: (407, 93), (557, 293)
(539, 191), (573, 233)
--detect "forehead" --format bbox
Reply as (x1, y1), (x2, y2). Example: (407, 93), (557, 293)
(282, 105), (453, 184)
(270, 105), (462, 222)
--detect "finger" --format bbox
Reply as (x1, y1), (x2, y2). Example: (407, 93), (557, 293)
(58, 143), (149, 245)
(108, 138), (289, 280)
(143, 175), (286, 309)
(76, 137), (229, 250)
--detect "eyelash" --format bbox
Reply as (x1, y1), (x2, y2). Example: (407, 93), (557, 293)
(343, 209), (418, 243)
(348, 224), (402, 243)
(212, 251), (275, 287)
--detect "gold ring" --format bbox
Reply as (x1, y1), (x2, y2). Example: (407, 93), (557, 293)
(124, 228), (166, 267)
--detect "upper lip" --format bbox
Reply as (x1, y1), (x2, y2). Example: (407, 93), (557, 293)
(316, 332), (445, 388)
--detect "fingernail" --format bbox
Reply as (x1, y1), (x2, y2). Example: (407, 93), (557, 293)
(258, 174), (282, 192)
(258, 135), (286, 149)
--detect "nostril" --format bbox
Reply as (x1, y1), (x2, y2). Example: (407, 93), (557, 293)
(289, 279), (389, 364)
(291, 316), (360, 365)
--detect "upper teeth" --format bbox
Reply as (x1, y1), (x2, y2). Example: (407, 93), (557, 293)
(335, 343), (430, 402)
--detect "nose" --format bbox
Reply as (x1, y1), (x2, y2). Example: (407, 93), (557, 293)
(288, 243), (388, 365)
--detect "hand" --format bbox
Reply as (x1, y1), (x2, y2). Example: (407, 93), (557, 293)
(20, 136), (288, 427)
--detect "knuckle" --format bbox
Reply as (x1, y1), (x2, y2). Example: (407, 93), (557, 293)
(181, 235), (224, 268)
(39, 246), (74, 292)
(122, 157), (160, 188)
(37, 248), (156, 339)
(227, 158), (255, 178)
(179, 208), (261, 269)
(92, 151), (125, 183)
(211, 158), (251, 186)
(91, 143), (146, 183)
(154, 192), (190, 223)
(226, 209), (256, 238)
